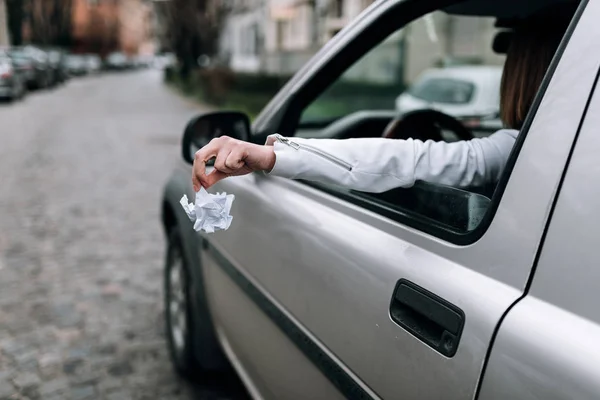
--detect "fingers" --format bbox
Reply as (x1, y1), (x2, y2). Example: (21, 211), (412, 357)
(215, 146), (246, 174)
(192, 169), (201, 192)
(192, 136), (244, 190)
(202, 169), (228, 188)
(213, 148), (234, 174)
(192, 139), (220, 191)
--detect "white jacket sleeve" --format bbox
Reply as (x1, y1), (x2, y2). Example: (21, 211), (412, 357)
(265, 129), (518, 193)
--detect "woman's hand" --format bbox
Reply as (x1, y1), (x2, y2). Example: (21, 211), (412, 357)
(192, 136), (276, 191)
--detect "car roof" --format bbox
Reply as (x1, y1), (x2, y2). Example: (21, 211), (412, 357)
(444, 0), (577, 19)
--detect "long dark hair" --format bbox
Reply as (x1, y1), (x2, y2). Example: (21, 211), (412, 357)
(500, 7), (574, 129)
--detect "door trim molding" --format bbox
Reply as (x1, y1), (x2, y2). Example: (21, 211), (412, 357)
(206, 242), (375, 400)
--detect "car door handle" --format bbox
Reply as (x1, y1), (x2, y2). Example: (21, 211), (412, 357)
(389, 279), (465, 357)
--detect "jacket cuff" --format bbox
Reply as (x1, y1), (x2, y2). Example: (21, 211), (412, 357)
(265, 135), (300, 178)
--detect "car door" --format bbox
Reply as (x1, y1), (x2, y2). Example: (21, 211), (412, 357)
(200, 0), (597, 399)
(478, 46), (600, 400)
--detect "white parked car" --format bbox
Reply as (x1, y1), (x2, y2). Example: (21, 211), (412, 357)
(396, 66), (503, 133)
(105, 52), (129, 70)
(84, 54), (102, 73)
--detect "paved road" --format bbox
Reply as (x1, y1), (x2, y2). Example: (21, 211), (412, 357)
(0, 71), (248, 400)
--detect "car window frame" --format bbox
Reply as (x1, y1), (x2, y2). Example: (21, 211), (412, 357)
(252, 0), (589, 245)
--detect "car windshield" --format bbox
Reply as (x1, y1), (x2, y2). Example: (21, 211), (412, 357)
(408, 77), (475, 105)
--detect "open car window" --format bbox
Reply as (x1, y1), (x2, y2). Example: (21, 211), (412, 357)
(286, 3), (578, 242)
(297, 11), (505, 135)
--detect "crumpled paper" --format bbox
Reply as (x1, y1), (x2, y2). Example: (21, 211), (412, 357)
(180, 187), (235, 233)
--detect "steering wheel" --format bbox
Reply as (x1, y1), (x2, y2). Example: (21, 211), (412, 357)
(382, 109), (474, 142)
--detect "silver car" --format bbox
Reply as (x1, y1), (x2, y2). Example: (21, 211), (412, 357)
(161, 0), (599, 399)
(0, 50), (26, 101)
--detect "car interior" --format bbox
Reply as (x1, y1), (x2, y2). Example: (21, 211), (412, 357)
(296, 0), (579, 236)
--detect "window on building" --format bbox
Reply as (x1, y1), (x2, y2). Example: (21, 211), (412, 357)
(362, 0), (374, 9)
(276, 20), (288, 50)
(331, 0), (344, 18)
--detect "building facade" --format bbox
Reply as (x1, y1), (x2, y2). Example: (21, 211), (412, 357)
(220, 0), (504, 85)
(70, 0), (154, 55)
(218, 0), (266, 73)
(0, 0), (9, 46)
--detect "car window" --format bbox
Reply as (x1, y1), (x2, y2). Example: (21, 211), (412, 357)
(409, 77), (475, 104)
(289, 9), (571, 241)
(299, 13), (505, 135)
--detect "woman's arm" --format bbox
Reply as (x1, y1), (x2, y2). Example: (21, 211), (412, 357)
(266, 129), (518, 193)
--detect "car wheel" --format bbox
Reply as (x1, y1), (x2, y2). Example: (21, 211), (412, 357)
(164, 229), (201, 379)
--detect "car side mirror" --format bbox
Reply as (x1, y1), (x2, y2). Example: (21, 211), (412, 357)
(181, 111), (251, 164)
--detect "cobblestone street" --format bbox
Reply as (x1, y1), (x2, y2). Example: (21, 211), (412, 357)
(0, 71), (248, 400)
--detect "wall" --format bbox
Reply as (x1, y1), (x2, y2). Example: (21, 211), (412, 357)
(222, 0), (505, 80)
(72, 0), (121, 54)
(118, 0), (153, 55)
(222, 9), (263, 72)
(0, 0), (9, 45)
(341, 30), (404, 85)
(403, 12), (504, 84)
(72, 0), (153, 55)
(265, 0), (313, 52)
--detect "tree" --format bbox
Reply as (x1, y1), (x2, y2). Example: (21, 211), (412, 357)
(84, 4), (118, 55)
(6, 0), (24, 45)
(162, 0), (228, 77)
(28, 0), (73, 46)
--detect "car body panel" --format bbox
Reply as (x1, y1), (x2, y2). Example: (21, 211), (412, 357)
(206, 172), (518, 399)
(479, 37), (600, 399)
(0, 54), (25, 99)
(204, 247), (348, 400)
(478, 297), (600, 400)
(202, 1), (594, 398)
(160, 0), (598, 398)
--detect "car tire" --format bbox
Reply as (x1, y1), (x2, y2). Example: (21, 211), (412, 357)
(164, 229), (202, 379)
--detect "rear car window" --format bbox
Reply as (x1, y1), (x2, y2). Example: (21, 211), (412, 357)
(409, 78), (475, 104)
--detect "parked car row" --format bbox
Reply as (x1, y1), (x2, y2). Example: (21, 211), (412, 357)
(0, 45), (65, 101)
(104, 51), (155, 70)
(65, 51), (153, 75)
(0, 46), (158, 102)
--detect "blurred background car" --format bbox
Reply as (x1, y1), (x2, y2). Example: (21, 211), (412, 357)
(132, 54), (153, 69)
(46, 48), (68, 85)
(84, 54), (102, 74)
(22, 45), (53, 89)
(395, 66), (504, 134)
(0, 49), (26, 101)
(7, 46), (50, 90)
(65, 54), (88, 76)
(105, 52), (129, 70)
(154, 52), (176, 69)
(4, 47), (35, 91)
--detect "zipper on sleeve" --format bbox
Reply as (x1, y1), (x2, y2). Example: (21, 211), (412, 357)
(273, 134), (353, 171)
